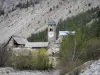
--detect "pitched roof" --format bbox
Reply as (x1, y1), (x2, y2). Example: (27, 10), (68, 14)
(7, 36), (49, 48)
(59, 31), (69, 36)
(25, 42), (48, 48)
(13, 36), (28, 45)
(47, 19), (56, 25)
(59, 31), (76, 36)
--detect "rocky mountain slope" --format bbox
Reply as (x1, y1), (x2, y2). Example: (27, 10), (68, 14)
(0, 0), (100, 44)
(80, 59), (100, 75)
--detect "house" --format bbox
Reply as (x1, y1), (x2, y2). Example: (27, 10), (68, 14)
(58, 31), (75, 42)
(6, 35), (28, 48)
(6, 35), (48, 49)
(59, 31), (75, 37)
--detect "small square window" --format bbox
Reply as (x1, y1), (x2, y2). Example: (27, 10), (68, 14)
(50, 28), (53, 31)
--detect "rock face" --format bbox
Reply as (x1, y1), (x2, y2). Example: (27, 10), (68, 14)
(80, 59), (100, 75)
(0, 0), (100, 44)
(65, 59), (100, 75)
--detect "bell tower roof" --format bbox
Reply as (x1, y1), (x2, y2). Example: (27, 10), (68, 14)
(47, 19), (56, 25)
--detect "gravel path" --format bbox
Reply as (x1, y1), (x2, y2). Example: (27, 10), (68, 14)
(0, 67), (60, 75)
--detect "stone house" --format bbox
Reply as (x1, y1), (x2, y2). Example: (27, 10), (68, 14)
(6, 35), (48, 49)
(5, 35), (28, 48)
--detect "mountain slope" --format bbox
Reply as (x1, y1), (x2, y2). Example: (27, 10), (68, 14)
(80, 59), (100, 75)
(0, 0), (100, 44)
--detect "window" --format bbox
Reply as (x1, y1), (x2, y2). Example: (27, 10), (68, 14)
(50, 28), (53, 31)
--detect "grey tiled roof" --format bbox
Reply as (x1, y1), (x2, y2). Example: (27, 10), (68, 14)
(13, 36), (28, 45)
(47, 19), (56, 25)
(11, 36), (48, 48)
(25, 42), (48, 48)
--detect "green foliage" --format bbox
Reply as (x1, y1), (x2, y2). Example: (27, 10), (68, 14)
(59, 30), (100, 74)
(56, 11), (92, 34)
(28, 29), (48, 42)
(97, 10), (100, 18)
(59, 28), (84, 66)
(79, 38), (100, 61)
(56, 7), (100, 37)
(33, 48), (52, 70)
(10, 53), (33, 69)
(86, 18), (100, 38)
(8, 48), (52, 70)
(59, 7), (100, 74)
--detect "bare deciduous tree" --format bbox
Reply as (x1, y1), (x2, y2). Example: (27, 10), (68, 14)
(0, 44), (9, 67)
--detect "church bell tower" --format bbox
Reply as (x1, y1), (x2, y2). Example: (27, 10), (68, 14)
(47, 19), (56, 46)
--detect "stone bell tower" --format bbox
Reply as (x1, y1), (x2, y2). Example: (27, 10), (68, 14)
(47, 19), (56, 46)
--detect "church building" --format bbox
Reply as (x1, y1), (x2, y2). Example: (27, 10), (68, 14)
(47, 19), (56, 47)
(6, 19), (57, 49)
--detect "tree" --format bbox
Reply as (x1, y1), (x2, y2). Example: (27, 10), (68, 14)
(0, 44), (9, 67)
(9, 48), (52, 70)
(34, 48), (50, 70)
(59, 28), (84, 73)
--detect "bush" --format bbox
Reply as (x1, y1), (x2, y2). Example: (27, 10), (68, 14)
(88, 3), (91, 7)
(16, 1), (32, 9)
(9, 48), (52, 70)
(16, 0), (41, 9)
(56, 5), (59, 8)
(33, 48), (51, 70)
(49, 8), (53, 12)
(69, 10), (71, 14)
(16, 3), (29, 9)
